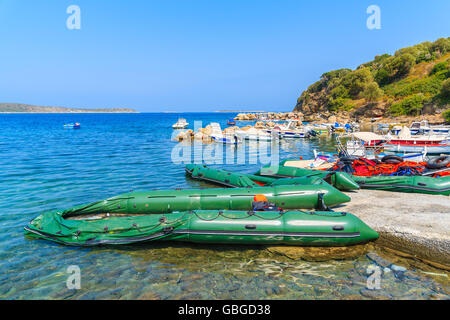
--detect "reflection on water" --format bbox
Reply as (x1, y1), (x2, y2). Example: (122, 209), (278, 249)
(0, 113), (448, 300)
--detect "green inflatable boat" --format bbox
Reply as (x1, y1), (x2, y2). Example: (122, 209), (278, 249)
(259, 161), (450, 195)
(25, 209), (378, 247)
(186, 164), (359, 191)
(257, 165), (360, 191)
(351, 175), (450, 195)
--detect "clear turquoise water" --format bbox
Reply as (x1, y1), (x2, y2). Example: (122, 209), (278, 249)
(0, 113), (448, 300)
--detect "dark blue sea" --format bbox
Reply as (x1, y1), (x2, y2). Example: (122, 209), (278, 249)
(0, 113), (448, 299)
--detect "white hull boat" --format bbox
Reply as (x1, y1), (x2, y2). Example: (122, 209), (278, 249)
(210, 122), (242, 144)
(234, 128), (274, 141)
(384, 126), (449, 154)
(172, 118), (189, 129)
(383, 143), (450, 154)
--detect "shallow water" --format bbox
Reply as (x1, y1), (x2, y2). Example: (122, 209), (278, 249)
(0, 113), (448, 300)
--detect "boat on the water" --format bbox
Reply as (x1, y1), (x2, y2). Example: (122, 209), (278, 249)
(264, 156), (450, 195)
(408, 120), (450, 136)
(172, 118), (189, 129)
(24, 185), (376, 246)
(351, 175), (450, 196)
(63, 123), (81, 129)
(25, 209), (378, 247)
(266, 120), (310, 139)
(234, 127), (274, 141)
(227, 119), (236, 126)
(210, 122), (242, 144)
(185, 164), (359, 191)
(384, 127), (449, 154)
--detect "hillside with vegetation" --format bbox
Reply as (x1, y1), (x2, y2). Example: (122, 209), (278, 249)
(0, 103), (138, 113)
(294, 37), (450, 123)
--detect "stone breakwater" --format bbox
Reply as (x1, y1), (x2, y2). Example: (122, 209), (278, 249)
(234, 112), (447, 126)
(172, 121), (305, 143)
(341, 190), (450, 270)
(234, 112), (303, 121)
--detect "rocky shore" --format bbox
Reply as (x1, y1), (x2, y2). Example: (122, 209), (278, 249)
(234, 111), (448, 126)
(267, 190), (449, 270)
(342, 190), (450, 270)
(173, 121), (303, 143)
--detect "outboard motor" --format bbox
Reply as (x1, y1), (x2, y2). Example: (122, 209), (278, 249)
(252, 201), (279, 211)
(308, 130), (317, 137)
(252, 194), (281, 211)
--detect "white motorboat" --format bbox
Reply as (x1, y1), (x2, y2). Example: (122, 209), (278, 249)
(234, 127), (274, 141)
(409, 120), (450, 136)
(172, 118), (189, 129)
(266, 120), (310, 139)
(337, 132), (429, 161)
(383, 127), (449, 154)
(210, 123), (242, 144)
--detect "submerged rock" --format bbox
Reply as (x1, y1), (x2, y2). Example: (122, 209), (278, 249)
(366, 252), (392, 268)
(137, 291), (161, 300)
(360, 288), (392, 300)
(390, 264), (407, 272)
(266, 244), (371, 261)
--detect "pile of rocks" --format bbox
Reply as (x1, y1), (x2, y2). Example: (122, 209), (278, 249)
(234, 112), (304, 121)
(173, 124), (241, 144)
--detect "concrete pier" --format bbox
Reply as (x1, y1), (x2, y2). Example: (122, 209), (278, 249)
(341, 190), (450, 269)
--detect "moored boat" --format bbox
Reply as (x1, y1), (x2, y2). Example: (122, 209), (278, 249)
(351, 175), (450, 196)
(172, 118), (189, 129)
(63, 123), (81, 129)
(234, 127), (274, 141)
(185, 164), (359, 191)
(256, 165), (360, 191)
(265, 120), (310, 139)
(384, 127), (449, 154)
(25, 209), (378, 247)
(210, 122), (242, 144)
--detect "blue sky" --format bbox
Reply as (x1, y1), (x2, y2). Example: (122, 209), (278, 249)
(0, 0), (449, 112)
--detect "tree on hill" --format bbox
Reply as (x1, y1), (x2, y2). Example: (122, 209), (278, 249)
(361, 82), (384, 103)
(442, 78), (450, 97)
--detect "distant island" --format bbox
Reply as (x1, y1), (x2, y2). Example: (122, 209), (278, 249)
(0, 103), (139, 113)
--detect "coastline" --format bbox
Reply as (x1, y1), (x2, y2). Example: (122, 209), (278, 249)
(0, 103), (139, 114)
(0, 111), (139, 114)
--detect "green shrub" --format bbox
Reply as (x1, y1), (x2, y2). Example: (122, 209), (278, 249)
(431, 38), (450, 55)
(340, 68), (374, 98)
(430, 61), (449, 75)
(443, 109), (450, 123)
(383, 76), (443, 97)
(442, 79), (450, 97)
(375, 53), (416, 85)
(361, 82), (384, 102)
(389, 94), (428, 116)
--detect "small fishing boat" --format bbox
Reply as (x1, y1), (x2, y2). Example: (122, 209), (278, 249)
(210, 122), (242, 144)
(266, 120), (310, 139)
(172, 118), (189, 129)
(234, 127), (274, 141)
(227, 119), (236, 126)
(63, 123), (81, 129)
(409, 120), (450, 136)
(384, 127), (449, 154)
(311, 124), (330, 135)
